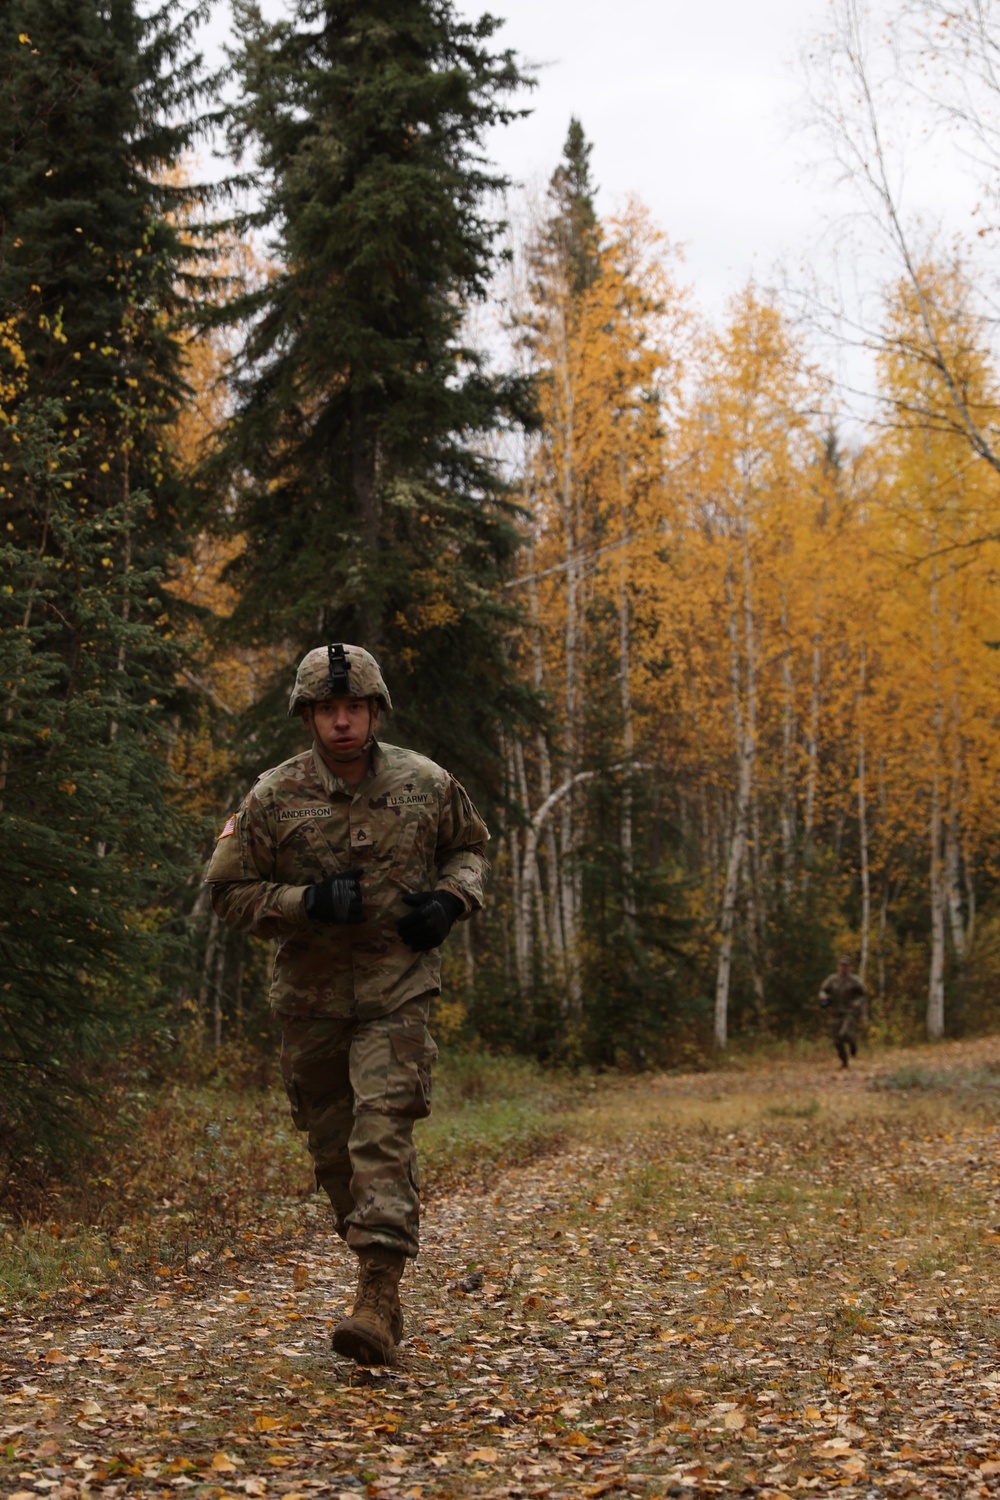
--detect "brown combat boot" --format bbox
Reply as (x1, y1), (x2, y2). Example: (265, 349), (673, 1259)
(331, 1247), (406, 1365)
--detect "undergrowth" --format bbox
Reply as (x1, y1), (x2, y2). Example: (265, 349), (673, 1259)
(0, 1047), (576, 1306)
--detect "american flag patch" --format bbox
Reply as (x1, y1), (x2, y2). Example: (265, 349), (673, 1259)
(217, 814), (236, 840)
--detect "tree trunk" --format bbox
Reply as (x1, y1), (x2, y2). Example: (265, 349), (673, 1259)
(350, 389), (382, 648)
(927, 549), (946, 1040)
(618, 553), (636, 939)
(199, 910), (221, 1029)
(779, 595), (796, 898)
(857, 645), (871, 981)
(802, 593), (823, 887)
(212, 926), (227, 1051)
(715, 560), (755, 1051)
(928, 771), (946, 1040)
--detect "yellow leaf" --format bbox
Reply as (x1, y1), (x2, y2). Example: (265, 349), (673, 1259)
(210, 1452), (238, 1473)
(723, 1410), (746, 1430)
(465, 1447), (498, 1464)
(43, 1347), (67, 1362)
(254, 1414), (283, 1432)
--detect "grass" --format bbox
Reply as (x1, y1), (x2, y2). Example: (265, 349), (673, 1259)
(0, 1048), (577, 1306)
(872, 1060), (1000, 1097)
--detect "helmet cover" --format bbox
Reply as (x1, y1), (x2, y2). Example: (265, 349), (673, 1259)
(288, 643), (392, 716)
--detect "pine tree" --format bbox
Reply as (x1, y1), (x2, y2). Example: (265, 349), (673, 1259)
(0, 0), (211, 507)
(0, 0), (212, 1178)
(215, 0), (536, 789)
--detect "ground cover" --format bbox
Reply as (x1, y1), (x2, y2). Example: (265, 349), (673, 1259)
(3, 1037), (1000, 1499)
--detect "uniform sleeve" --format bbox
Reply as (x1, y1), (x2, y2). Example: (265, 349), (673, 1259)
(434, 776), (491, 915)
(205, 791), (311, 939)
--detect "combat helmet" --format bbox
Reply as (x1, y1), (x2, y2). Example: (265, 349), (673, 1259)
(288, 644), (393, 716)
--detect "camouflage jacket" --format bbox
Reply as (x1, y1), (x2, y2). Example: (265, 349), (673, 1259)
(819, 972), (867, 1018)
(206, 741), (490, 1019)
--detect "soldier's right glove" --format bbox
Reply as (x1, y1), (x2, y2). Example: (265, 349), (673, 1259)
(303, 868), (365, 924)
(396, 890), (464, 952)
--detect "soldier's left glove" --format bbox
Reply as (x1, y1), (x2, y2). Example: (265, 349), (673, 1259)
(397, 890), (464, 952)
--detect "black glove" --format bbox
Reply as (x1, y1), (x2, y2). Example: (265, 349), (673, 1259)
(396, 889), (464, 952)
(304, 868), (365, 924)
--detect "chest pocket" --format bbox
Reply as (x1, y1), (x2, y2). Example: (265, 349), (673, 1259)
(274, 810), (346, 881)
(365, 811), (434, 892)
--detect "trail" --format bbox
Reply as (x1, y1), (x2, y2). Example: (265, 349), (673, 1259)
(4, 1038), (1000, 1499)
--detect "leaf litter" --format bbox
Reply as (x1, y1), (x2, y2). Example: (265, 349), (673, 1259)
(4, 1036), (1000, 1499)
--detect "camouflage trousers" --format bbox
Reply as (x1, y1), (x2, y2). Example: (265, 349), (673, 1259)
(278, 996), (437, 1260)
(830, 1008), (860, 1064)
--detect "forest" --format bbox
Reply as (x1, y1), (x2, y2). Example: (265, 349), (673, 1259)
(3, 0), (1000, 1187)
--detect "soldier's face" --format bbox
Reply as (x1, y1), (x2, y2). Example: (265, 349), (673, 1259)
(303, 696), (378, 756)
(838, 961), (849, 975)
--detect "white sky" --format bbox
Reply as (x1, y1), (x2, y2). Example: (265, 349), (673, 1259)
(461, 0), (838, 317)
(199, 0), (990, 360)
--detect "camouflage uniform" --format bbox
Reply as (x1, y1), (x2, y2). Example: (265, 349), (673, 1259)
(206, 737), (489, 1258)
(819, 969), (868, 1067)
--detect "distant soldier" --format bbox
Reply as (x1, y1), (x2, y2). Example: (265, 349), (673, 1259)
(205, 644), (490, 1365)
(819, 955), (868, 1069)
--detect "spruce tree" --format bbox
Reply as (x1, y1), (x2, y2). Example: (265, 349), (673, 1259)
(216, 0), (536, 789)
(0, 0), (211, 1179)
(545, 116), (600, 296)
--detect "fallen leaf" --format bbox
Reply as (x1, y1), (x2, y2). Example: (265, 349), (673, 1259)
(42, 1348), (66, 1362)
(210, 1452), (238, 1473)
(291, 1264), (309, 1289)
(466, 1447), (499, 1464)
(723, 1410), (746, 1430)
(253, 1414), (282, 1432)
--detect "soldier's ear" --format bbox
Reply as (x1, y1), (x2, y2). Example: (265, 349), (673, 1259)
(299, 707), (312, 729)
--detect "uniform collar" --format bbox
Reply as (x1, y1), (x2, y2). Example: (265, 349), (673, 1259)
(311, 739), (384, 798)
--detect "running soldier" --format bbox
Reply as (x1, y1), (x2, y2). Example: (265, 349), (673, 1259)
(818, 955), (868, 1069)
(205, 644), (490, 1364)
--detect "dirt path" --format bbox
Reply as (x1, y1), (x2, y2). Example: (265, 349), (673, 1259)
(4, 1039), (1000, 1499)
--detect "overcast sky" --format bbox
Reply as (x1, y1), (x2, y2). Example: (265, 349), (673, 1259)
(458, 0), (836, 316)
(201, 0), (986, 337)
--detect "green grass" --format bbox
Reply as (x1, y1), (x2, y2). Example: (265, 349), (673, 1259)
(872, 1061), (1000, 1097)
(420, 1051), (578, 1189)
(0, 1048), (577, 1305)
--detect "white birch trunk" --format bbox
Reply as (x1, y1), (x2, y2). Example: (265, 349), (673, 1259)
(927, 552), (946, 1040)
(715, 559), (755, 1051)
(779, 596), (796, 899)
(857, 645), (871, 982)
(928, 772), (946, 1040)
(557, 339), (583, 1021)
(802, 593), (823, 888)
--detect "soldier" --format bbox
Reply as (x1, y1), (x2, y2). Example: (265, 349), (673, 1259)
(818, 955), (868, 1069)
(205, 644), (490, 1365)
